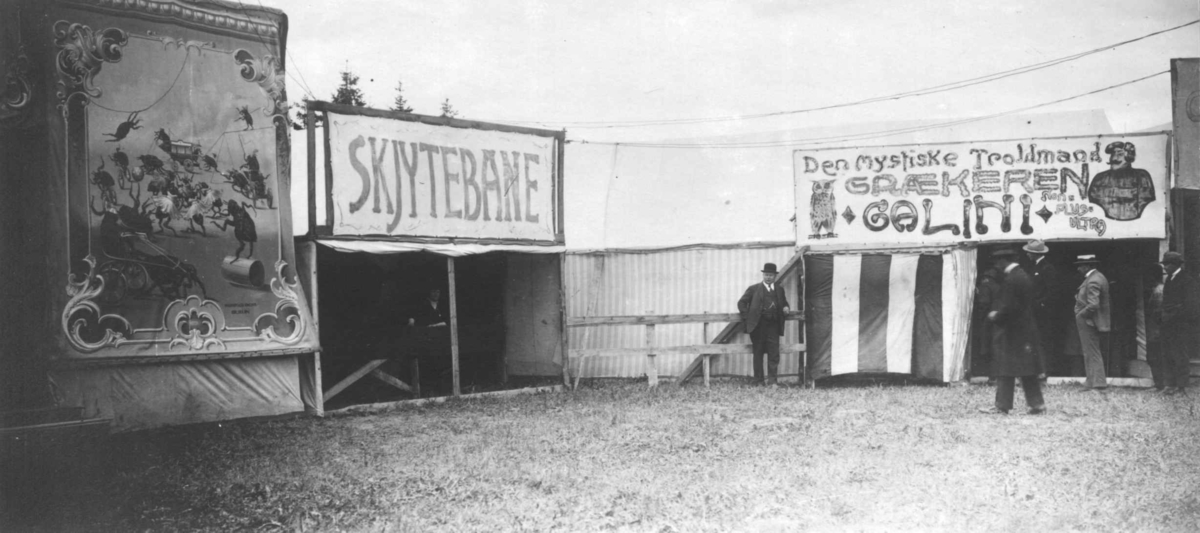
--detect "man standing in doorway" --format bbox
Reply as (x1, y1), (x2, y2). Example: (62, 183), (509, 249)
(979, 248), (1045, 415)
(738, 263), (790, 386)
(1074, 254), (1111, 391)
(1159, 252), (1198, 395)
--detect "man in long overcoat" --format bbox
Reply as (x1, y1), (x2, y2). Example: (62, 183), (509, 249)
(1159, 252), (1198, 395)
(979, 248), (1046, 415)
(738, 262), (790, 386)
(1024, 240), (1066, 376)
(1073, 254), (1111, 391)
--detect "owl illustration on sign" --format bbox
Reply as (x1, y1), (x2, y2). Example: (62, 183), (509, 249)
(810, 179), (837, 237)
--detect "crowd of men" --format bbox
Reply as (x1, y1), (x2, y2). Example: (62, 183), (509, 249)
(977, 241), (1197, 415)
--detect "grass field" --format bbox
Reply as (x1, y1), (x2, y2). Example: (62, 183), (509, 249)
(5, 380), (1200, 532)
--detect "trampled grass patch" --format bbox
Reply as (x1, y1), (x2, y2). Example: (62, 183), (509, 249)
(5, 381), (1200, 532)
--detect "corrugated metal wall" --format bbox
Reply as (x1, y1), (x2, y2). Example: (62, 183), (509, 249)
(565, 246), (803, 379)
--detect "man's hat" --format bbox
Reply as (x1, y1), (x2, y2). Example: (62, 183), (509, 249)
(1022, 240), (1049, 254)
(990, 248), (1018, 259)
(1161, 251), (1184, 265)
(762, 263), (778, 274)
(1075, 254), (1100, 265)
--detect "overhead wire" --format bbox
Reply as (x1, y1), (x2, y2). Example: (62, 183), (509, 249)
(481, 19), (1197, 129)
(233, 0), (317, 101)
(253, 0), (318, 101)
(578, 70), (1169, 149)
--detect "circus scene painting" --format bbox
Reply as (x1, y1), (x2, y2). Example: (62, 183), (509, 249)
(60, 16), (309, 357)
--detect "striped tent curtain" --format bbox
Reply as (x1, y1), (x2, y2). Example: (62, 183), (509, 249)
(805, 249), (976, 382)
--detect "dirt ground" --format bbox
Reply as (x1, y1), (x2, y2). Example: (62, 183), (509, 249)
(3, 379), (1199, 532)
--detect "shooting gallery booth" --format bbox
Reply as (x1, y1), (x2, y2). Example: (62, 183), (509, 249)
(298, 102), (567, 410)
(794, 132), (1172, 384)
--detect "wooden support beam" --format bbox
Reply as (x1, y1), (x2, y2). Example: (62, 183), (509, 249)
(571, 343), (805, 358)
(702, 354), (711, 388)
(568, 311), (802, 327)
(448, 256), (461, 396)
(313, 352), (324, 416)
(369, 369), (414, 393)
(323, 359), (388, 402)
(646, 324), (657, 388)
(305, 101), (316, 237)
(322, 110), (334, 230)
(411, 358), (421, 398)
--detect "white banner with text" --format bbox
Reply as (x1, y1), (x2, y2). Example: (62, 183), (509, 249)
(794, 134), (1168, 247)
(328, 113), (558, 241)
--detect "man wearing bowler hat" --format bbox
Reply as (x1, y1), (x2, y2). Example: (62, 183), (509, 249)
(1073, 254), (1111, 391)
(1159, 251), (1198, 395)
(979, 248), (1046, 415)
(738, 263), (791, 386)
(1023, 239), (1065, 376)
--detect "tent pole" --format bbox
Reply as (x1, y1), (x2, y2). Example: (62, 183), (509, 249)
(561, 254), (571, 388)
(305, 101), (316, 236)
(448, 256), (461, 396)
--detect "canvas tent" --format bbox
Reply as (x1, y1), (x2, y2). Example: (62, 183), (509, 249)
(0, 0), (321, 431)
(795, 132), (1171, 382)
(299, 102), (567, 407)
(556, 110), (1129, 381)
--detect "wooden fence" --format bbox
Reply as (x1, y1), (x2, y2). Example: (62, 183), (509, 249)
(567, 312), (805, 388)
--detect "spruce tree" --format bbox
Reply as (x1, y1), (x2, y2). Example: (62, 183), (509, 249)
(332, 68), (367, 107)
(439, 98), (458, 118)
(392, 80), (414, 113)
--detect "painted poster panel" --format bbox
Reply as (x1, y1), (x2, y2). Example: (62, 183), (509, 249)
(794, 134), (1169, 247)
(327, 113), (559, 242)
(55, 1), (317, 358)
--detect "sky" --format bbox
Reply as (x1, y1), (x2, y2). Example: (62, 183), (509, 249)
(257, 0), (1199, 145)
(261, 0), (1198, 248)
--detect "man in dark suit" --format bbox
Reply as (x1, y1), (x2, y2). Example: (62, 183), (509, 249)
(1159, 252), (1198, 396)
(1073, 254), (1111, 391)
(979, 248), (1046, 415)
(738, 262), (790, 386)
(1024, 240), (1065, 376)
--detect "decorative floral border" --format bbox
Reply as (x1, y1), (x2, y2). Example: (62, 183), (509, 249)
(55, 19), (307, 356)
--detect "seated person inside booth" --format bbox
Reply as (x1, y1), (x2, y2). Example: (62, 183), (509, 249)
(407, 288), (448, 328)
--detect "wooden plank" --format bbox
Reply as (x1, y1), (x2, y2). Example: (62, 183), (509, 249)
(307, 100), (563, 138)
(369, 369), (414, 393)
(411, 358), (421, 398)
(560, 255), (570, 388)
(305, 101), (317, 238)
(313, 352), (324, 416)
(328, 385), (563, 415)
(646, 324), (657, 388)
(702, 354), (711, 388)
(322, 110), (334, 229)
(314, 234), (563, 247)
(568, 311), (803, 327)
(448, 256), (461, 396)
(305, 240), (320, 335)
(50, 347), (319, 368)
(571, 343), (805, 359)
(555, 134), (566, 242)
(323, 359), (388, 401)
(572, 356), (586, 390)
(305, 240), (324, 415)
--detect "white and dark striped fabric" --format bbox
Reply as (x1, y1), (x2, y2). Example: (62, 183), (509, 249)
(806, 251), (974, 382)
